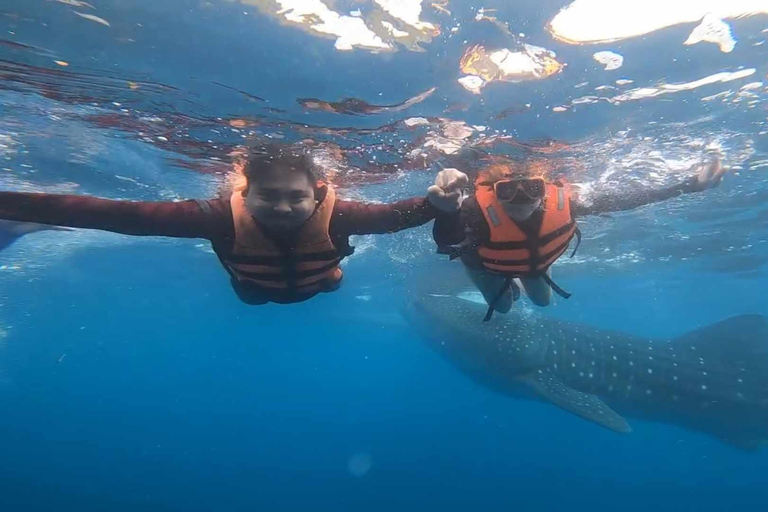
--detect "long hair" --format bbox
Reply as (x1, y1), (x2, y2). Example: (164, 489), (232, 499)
(476, 156), (555, 186)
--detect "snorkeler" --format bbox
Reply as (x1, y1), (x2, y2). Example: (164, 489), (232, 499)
(0, 144), (438, 305)
(427, 157), (727, 320)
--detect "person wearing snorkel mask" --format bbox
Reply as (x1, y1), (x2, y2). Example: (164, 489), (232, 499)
(427, 157), (726, 321)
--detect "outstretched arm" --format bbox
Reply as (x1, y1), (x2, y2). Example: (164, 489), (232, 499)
(572, 158), (727, 217)
(0, 192), (224, 239)
(330, 197), (437, 236)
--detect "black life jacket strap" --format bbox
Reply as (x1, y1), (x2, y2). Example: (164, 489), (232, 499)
(483, 277), (519, 322)
(570, 225), (582, 258)
(438, 237), (478, 261)
(511, 279), (521, 302)
(541, 272), (571, 299)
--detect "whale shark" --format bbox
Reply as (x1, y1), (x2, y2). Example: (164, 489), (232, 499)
(405, 279), (768, 451)
(0, 220), (71, 252)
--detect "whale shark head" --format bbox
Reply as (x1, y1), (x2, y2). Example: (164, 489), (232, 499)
(404, 286), (557, 383)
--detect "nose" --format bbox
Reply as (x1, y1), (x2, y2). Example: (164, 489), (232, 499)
(273, 201), (292, 214)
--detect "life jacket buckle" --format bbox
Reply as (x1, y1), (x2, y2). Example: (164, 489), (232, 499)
(438, 237), (478, 261)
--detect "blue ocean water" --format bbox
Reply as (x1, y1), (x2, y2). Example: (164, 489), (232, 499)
(1, 0), (768, 510)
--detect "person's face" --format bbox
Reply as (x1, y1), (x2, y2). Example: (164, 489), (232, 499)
(245, 168), (317, 231)
(494, 179), (544, 222)
(501, 197), (542, 221)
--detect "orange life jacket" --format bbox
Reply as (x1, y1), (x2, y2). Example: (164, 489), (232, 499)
(475, 180), (578, 277)
(221, 183), (345, 303)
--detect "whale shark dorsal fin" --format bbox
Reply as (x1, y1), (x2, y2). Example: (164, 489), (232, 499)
(520, 369), (632, 434)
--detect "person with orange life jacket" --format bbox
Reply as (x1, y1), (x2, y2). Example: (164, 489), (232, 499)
(0, 143), (439, 305)
(427, 157), (727, 321)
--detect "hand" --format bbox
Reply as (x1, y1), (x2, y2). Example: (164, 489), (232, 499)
(428, 168), (469, 212)
(692, 156), (727, 192)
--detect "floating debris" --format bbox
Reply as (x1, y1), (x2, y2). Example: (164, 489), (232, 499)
(555, 68), (757, 111)
(299, 87), (435, 115)
(547, 0), (768, 45)
(474, 7), (514, 38)
(228, 119), (256, 128)
(458, 44), (563, 93)
(74, 11), (110, 27)
(381, 20), (409, 38)
(431, 1), (451, 15)
(265, 0), (389, 51)
(442, 120), (474, 139)
(237, 0), (439, 52)
(571, 95), (601, 105)
(212, 81), (265, 102)
(701, 90), (733, 102)
(403, 117), (430, 127)
(593, 50), (623, 71)
(419, 120), (477, 155)
(374, 0), (436, 33)
(54, 0), (95, 7)
(610, 68), (756, 103)
(741, 82), (763, 91)
(0, 39), (58, 59)
(54, 60), (69, 67)
(684, 13), (736, 52)
(457, 75), (484, 94)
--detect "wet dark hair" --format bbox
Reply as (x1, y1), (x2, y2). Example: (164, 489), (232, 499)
(242, 143), (318, 190)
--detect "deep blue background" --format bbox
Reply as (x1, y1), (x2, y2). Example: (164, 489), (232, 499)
(1, 0), (767, 510)
(1, 232), (767, 511)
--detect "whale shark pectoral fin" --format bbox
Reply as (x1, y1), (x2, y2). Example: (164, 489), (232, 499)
(0, 222), (75, 252)
(520, 369), (632, 434)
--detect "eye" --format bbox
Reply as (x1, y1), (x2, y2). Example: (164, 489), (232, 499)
(289, 192), (308, 203)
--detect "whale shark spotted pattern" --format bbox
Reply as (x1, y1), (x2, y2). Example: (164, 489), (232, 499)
(406, 289), (768, 451)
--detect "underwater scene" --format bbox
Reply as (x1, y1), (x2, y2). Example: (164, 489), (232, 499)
(1, 0), (768, 510)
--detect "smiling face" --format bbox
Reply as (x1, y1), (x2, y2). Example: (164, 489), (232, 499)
(245, 166), (317, 232)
